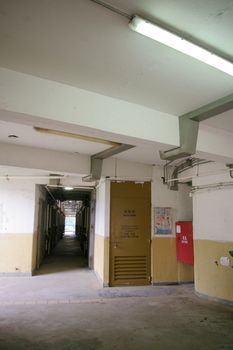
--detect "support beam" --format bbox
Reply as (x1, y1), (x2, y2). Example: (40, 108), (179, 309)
(182, 93), (233, 122)
(0, 68), (178, 147)
(160, 93), (233, 161)
(83, 144), (134, 181)
(0, 142), (90, 175)
(160, 117), (199, 161)
(93, 144), (134, 160)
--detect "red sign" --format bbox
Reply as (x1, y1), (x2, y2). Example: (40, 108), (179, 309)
(176, 221), (194, 265)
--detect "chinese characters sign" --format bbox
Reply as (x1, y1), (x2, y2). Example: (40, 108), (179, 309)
(121, 208), (139, 238)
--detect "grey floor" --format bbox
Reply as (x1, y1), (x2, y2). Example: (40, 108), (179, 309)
(0, 235), (232, 350)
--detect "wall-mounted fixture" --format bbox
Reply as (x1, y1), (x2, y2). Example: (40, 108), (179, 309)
(129, 15), (233, 77)
(220, 256), (230, 267)
(64, 187), (74, 191)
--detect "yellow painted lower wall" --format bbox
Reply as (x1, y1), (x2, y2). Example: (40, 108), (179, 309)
(194, 240), (233, 302)
(94, 234), (194, 286)
(152, 236), (194, 283)
(178, 261), (194, 282)
(152, 237), (178, 283)
(0, 233), (34, 273)
(94, 234), (109, 286)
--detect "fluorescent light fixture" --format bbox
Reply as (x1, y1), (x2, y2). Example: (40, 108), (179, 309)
(64, 187), (74, 191)
(129, 15), (233, 77)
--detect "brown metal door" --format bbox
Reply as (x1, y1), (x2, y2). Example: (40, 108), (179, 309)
(110, 182), (151, 286)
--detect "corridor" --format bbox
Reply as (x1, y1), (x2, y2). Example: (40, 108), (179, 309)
(37, 234), (88, 275)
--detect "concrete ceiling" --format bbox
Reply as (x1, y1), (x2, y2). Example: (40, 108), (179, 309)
(0, 0), (233, 116)
(0, 120), (110, 155)
(203, 110), (233, 133)
(0, 0), (233, 165)
(0, 119), (166, 165)
(48, 187), (91, 202)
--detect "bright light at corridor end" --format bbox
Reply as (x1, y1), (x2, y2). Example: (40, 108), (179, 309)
(129, 15), (233, 77)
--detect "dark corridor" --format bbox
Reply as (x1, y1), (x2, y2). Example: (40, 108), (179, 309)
(36, 234), (88, 276)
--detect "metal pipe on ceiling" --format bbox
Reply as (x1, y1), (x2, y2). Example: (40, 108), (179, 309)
(0, 175), (66, 180)
(191, 181), (233, 195)
(166, 167), (233, 183)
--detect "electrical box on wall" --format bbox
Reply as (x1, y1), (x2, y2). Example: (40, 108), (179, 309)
(176, 221), (194, 265)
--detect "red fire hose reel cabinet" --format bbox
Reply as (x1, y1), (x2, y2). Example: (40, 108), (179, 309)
(176, 221), (194, 265)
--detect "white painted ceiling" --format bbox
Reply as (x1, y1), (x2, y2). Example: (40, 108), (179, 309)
(203, 110), (233, 133)
(0, 0), (233, 164)
(0, 0), (233, 116)
(0, 119), (166, 165)
(0, 120), (110, 155)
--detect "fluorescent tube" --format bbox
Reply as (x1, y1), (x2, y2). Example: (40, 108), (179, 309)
(129, 15), (233, 77)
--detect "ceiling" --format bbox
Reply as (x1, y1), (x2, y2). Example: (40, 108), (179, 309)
(0, 0), (233, 116)
(0, 0), (233, 165)
(202, 110), (233, 133)
(0, 120), (111, 155)
(46, 187), (91, 216)
(0, 119), (166, 164)
(47, 186), (91, 202)
(61, 200), (83, 217)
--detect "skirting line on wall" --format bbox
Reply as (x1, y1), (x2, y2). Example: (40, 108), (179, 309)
(0, 272), (33, 277)
(195, 290), (233, 307)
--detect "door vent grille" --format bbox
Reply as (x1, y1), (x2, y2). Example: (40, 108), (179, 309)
(114, 256), (148, 281)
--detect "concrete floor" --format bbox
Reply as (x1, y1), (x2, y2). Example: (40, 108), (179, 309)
(0, 235), (232, 349)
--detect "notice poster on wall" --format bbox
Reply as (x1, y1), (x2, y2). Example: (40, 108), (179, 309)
(154, 207), (172, 235)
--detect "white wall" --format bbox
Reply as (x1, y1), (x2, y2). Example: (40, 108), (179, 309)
(193, 189), (233, 242)
(0, 179), (36, 234)
(176, 161), (233, 242)
(102, 158), (152, 179)
(95, 180), (110, 237)
(152, 166), (193, 234)
(192, 170), (233, 242)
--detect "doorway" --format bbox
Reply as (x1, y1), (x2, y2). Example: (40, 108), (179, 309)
(64, 216), (76, 236)
(35, 185), (94, 274)
(110, 181), (151, 286)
